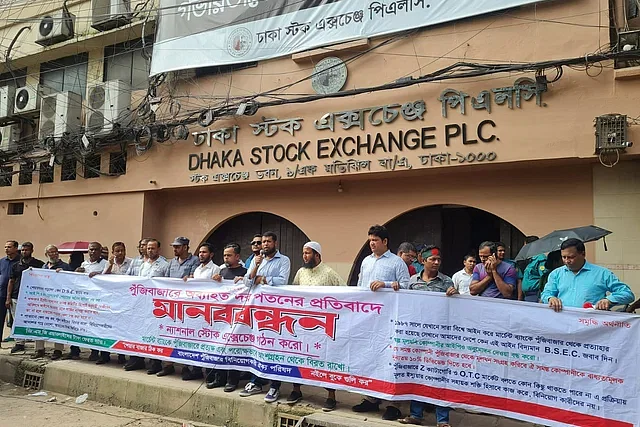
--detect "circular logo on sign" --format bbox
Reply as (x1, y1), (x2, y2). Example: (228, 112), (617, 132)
(311, 57), (348, 95)
(227, 28), (253, 58)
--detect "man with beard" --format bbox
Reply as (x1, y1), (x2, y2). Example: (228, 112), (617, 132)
(127, 238), (149, 277)
(34, 245), (71, 359)
(238, 231), (290, 402)
(192, 243), (221, 279)
(398, 245), (456, 427)
(6, 242), (44, 354)
(0, 240), (20, 345)
(286, 241), (343, 410)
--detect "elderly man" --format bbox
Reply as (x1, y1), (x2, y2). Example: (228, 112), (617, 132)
(470, 241), (517, 299)
(399, 245), (456, 426)
(0, 240), (20, 345)
(354, 225), (409, 421)
(397, 242), (417, 276)
(238, 231), (291, 402)
(541, 238), (634, 311)
(287, 241), (343, 410)
(127, 238), (149, 277)
(6, 242), (44, 354)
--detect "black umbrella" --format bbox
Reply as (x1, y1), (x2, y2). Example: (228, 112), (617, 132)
(515, 225), (611, 261)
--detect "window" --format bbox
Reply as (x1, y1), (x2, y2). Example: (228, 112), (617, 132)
(0, 69), (27, 89)
(104, 38), (153, 89)
(39, 161), (54, 183)
(0, 166), (12, 187)
(83, 154), (101, 179)
(7, 202), (24, 215)
(109, 151), (127, 175)
(61, 158), (77, 181)
(40, 53), (89, 97)
(18, 162), (32, 185)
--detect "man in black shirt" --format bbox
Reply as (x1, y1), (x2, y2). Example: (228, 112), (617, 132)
(6, 242), (44, 354)
(209, 243), (247, 391)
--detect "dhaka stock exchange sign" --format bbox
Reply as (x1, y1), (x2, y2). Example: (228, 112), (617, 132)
(151, 0), (548, 75)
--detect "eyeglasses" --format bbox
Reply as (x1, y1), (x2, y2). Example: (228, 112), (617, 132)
(251, 241), (262, 246)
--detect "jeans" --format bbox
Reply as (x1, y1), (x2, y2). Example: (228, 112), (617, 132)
(410, 400), (450, 424)
(0, 303), (6, 343)
(524, 291), (539, 302)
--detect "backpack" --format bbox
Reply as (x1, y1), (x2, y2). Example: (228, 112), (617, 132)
(521, 254), (547, 294)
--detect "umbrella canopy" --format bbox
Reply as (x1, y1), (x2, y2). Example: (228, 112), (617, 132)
(515, 225), (611, 261)
(57, 241), (91, 254)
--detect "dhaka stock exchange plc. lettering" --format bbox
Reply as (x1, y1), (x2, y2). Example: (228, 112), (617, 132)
(188, 120), (497, 171)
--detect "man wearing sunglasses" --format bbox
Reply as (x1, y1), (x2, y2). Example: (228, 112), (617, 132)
(244, 234), (263, 269)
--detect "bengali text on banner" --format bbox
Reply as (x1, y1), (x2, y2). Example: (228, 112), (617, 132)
(12, 268), (640, 427)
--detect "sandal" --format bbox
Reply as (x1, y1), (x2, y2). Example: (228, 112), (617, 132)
(398, 416), (423, 425)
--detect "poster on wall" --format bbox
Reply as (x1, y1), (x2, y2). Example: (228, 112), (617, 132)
(151, 0), (548, 75)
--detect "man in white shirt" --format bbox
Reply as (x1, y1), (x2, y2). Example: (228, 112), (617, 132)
(192, 243), (221, 279)
(452, 254), (476, 295)
(103, 242), (133, 276)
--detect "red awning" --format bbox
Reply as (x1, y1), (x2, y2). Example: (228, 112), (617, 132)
(57, 241), (90, 253)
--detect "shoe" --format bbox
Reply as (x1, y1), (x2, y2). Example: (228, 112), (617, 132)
(156, 364), (175, 377)
(61, 352), (80, 360)
(117, 355), (127, 364)
(322, 398), (337, 412)
(264, 387), (280, 403)
(125, 359), (146, 371)
(286, 390), (303, 404)
(398, 416), (424, 425)
(50, 350), (63, 361)
(239, 382), (262, 397)
(182, 367), (204, 381)
(31, 349), (46, 359)
(223, 383), (238, 392)
(147, 362), (162, 375)
(10, 344), (25, 354)
(352, 399), (380, 413)
(382, 406), (402, 421)
(206, 378), (224, 389)
(88, 350), (100, 362)
(96, 357), (111, 365)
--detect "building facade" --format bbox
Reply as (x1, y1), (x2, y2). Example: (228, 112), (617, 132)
(0, 0), (639, 291)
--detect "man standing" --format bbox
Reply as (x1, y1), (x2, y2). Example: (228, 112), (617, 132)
(244, 234), (263, 269)
(238, 231), (291, 402)
(288, 241), (343, 411)
(127, 238), (149, 277)
(36, 245), (71, 359)
(192, 243), (221, 279)
(160, 237), (200, 380)
(399, 245), (456, 426)
(353, 225), (409, 421)
(469, 241), (517, 299)
(452, 254), (476, 295)
(541, 238), (634, 311)
(0, 241), (20, 345)
(397, 242), (417, 276)
(6, 242), (44, 354)
(208, 243), (247, 392)
(102, 242), (131, 364)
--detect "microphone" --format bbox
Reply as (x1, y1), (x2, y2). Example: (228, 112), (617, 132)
(583, 302), (594, 309)
(260, 249), (265, 256)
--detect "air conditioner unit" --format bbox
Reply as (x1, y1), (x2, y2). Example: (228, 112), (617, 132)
(91, 0), (131, 31)
(14, 85), (51, 117)
(35, 10), (75, 46)
(0, 86), (16, 119)
(0, 124), (20, 152)
(38, 91), (83, 141)
(85, 80), (131, 135)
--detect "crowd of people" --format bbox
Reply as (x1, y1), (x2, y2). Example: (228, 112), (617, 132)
(0, 224), (635, 427)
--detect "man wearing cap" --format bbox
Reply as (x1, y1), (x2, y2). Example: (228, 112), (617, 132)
(157, 237), (200, 379)
(285, 241), (343, 410)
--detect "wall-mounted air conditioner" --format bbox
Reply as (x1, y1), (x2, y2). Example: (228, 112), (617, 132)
(35, 10), (75, 46)
(14, 85), (51, 117)
(85, 80), (131, 136)
(0, 124), (20, 152)
(91, 0), (131, 31)
(38, 91), (83, 141)
(0, 86), (16, 119)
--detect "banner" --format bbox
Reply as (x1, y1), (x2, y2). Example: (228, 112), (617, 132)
(13, 269), (640, 427)
(151, 0), (548, 75)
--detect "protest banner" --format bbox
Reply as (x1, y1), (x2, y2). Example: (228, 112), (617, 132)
(12, 269), (639, 427)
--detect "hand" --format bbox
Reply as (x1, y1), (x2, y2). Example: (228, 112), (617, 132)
(391, 281), (400, 291)
(484, 260), (493, 274)
(88, 272), (100, 278)
(55, 268), (63, 273)
(4, 299), (10, 309)
(595, 299), (611, 311)
(487, 255), (498, 270)
(255, 276), (266, 285)
(233, 276), (244, 283)
(109, 255), (115, 265)
(182, 276), (189, 282)
(446, 286), (459, 297)
(370, 280), (385, 292)
(626, 305), (636, 313)
(212, 274), (222, 282)
(548, 297), (562, 312)
(255, 254), (264, 266)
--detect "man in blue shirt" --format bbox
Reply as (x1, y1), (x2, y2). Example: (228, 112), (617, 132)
(0, 240), (20, 345)
(541, 238), (634, 311)
(244, 234), (263, 269)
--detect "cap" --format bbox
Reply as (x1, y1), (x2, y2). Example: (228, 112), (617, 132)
(171, 237), (190, 246)
(303, 241), (322, 255)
